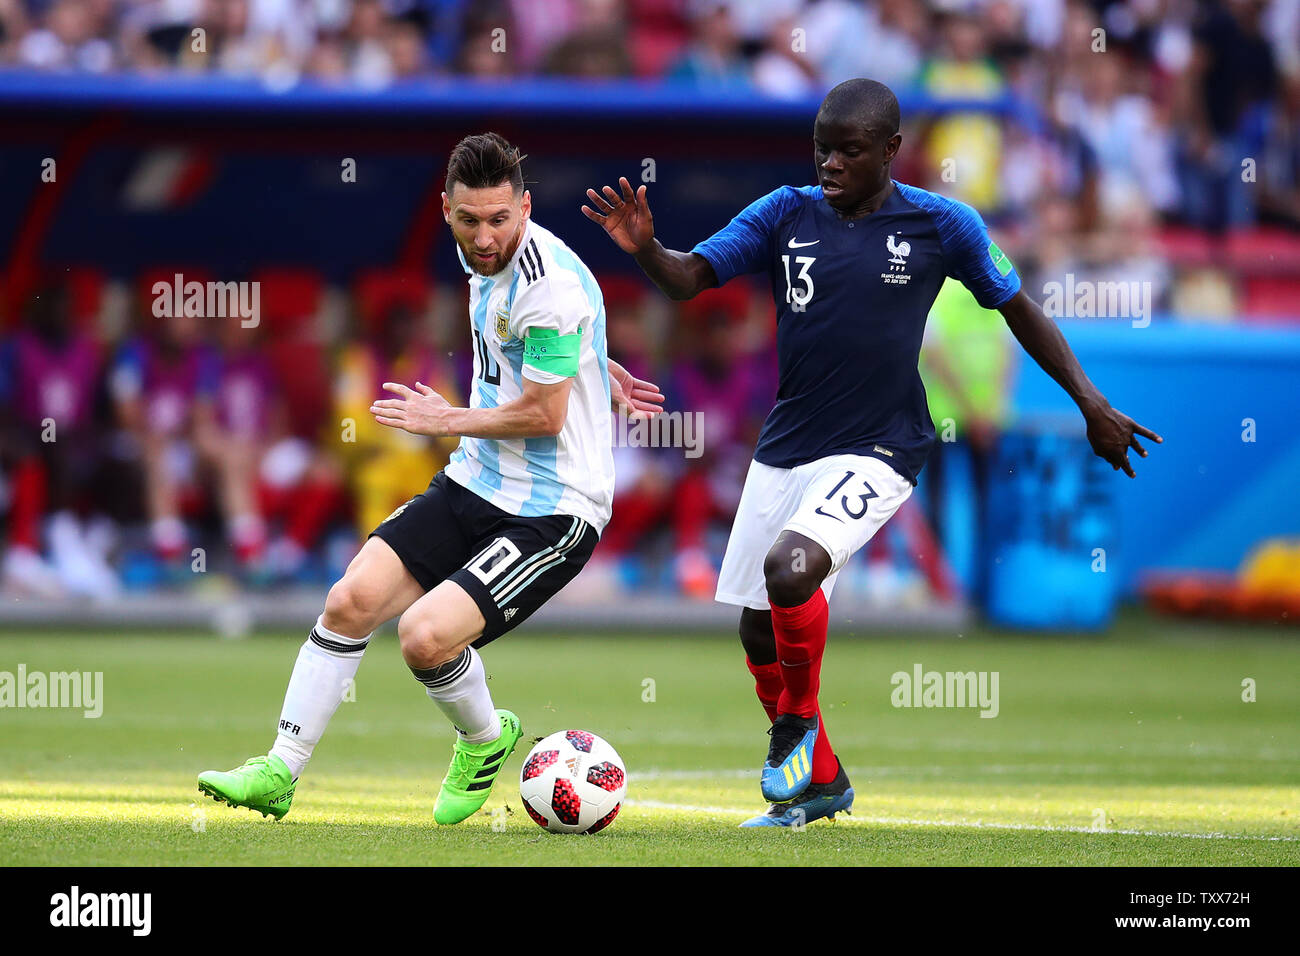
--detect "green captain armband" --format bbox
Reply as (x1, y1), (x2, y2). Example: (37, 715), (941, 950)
(523, 328), (581, 377)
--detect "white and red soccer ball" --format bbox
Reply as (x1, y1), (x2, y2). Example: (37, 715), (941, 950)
(518, 730), (626, 834)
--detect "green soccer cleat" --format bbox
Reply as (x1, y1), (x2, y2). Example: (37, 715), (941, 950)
(433, 709), (522, 825)
(197, 754), (296, 820)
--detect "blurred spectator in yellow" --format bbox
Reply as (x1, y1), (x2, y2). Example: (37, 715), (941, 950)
(333, 302), (461, 538)
(921, 10), (1007, 210)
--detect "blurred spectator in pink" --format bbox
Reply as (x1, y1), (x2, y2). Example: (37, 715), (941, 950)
(596, 276), (673, 583)
(601, 281), (767, 598)
(0, 277), (117, 598)
(109, 298), (258, 572)
(212, 312), (279, 568)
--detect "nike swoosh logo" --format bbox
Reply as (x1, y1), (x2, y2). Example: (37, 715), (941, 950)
(787, 238), (820, 248)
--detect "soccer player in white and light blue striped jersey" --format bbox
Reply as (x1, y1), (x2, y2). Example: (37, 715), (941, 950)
(441, 210), (617, 533)
(198, 133), (663, 826)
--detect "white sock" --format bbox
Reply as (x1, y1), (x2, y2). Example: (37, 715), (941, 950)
(410, 647), (499, 743)
(269, 616), (369, 777)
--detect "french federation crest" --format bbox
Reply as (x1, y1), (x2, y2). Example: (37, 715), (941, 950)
(495, 309), (509, 340)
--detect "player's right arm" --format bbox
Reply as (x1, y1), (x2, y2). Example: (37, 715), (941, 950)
(581, 177), (715, 300)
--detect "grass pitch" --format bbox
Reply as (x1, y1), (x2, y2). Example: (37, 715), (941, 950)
(1, 614), (1297, 866)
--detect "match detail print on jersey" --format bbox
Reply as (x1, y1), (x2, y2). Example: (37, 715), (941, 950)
(690, 181), (1021, 485)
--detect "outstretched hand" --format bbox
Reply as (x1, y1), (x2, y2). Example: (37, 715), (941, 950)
(1083, 401), (1163, 478)
(581, 177), (655, 254)
(608, 359), (664, 419)
(370, 381), (453, 437)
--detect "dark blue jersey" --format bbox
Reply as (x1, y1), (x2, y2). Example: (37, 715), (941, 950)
(692, 181), (1020, 483)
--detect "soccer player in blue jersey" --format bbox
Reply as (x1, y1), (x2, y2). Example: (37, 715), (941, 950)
(583, 78), (1162, 827)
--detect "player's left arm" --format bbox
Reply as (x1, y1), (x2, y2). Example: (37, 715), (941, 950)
(944, 198), (1162, 477)
(371, 375), (572, 440)
(997, 289), (1162, 477)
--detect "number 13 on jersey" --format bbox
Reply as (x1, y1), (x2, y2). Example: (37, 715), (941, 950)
(781, 254), (816, 312)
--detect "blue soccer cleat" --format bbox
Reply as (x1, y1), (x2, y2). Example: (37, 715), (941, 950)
(760, 713), (819, 802)
(742, 759), (854, 828)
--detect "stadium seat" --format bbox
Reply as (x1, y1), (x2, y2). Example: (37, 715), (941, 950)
(135, 265), (215, 329)
(251, 267), (324, 335)
(1241, 276), (1300, 322)
(354, 268), (431, 331)
(250, 268), (330, 439)
(679, 278), (752, 324)
(1156, 226), (1215, 268)
(59, 266), (106, 332)
(1226, 227), (1300, 276)
(598, 273), (652, 310)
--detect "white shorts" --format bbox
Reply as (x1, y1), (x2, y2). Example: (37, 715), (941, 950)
(714, 453), (914, 610)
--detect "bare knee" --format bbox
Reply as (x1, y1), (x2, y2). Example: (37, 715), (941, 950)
(763, 535), (830, 608)
(396, 608), (461, 669)
(322, 575), (389, 637)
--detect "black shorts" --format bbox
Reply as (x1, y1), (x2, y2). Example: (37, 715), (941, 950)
(368, 472), (599, 646)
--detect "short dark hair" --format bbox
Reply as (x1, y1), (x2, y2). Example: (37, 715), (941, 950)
(817, 78), (901, 138)
(445, 132), (527, 196)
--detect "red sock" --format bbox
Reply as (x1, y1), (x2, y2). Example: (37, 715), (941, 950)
(810, 706), (838, 784)
(745, 657), (782, 723)
(770, 590), (829, 718)
(747, 656), (839, 784)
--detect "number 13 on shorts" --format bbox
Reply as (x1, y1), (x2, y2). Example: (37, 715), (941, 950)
(784, 455), (914, 574)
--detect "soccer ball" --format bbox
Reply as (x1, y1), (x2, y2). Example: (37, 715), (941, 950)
(518, 730), (626, 834)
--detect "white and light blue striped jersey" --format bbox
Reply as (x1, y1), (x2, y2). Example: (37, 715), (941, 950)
(445, 219), (614, 532)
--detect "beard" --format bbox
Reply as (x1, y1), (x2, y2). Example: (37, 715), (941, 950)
(458, 220), (526, 277)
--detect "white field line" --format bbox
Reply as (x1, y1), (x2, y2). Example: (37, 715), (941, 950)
(632, 765), (1124, 779)
(622, 799), (1300, 843)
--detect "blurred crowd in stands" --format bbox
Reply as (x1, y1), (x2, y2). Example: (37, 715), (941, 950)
(2, 1), (1299, 296)
(2, 0), (1298, 604)
(1, 2), (1298, 223)
(0, 267), (798, 601)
